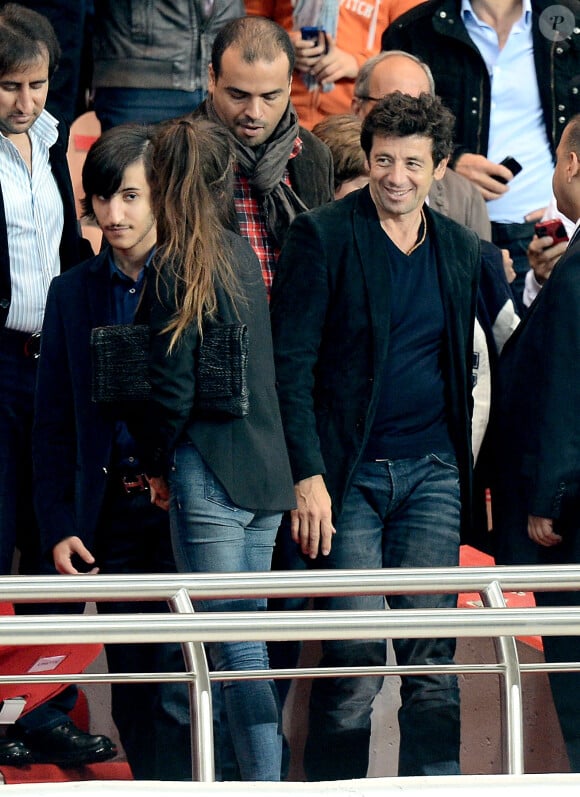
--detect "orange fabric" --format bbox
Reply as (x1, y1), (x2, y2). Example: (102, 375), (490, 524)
(246, 0), (393, 128)
(459, 545), (542, 651)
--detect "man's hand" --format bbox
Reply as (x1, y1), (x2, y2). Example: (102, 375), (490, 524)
(291, 30), (326, 74)
(454, 153), (513, 200)
(291, 474), (335, 559)
(528, 515), (563, 547)
(500, 248), (516, 284)
(290, 32), (358, 83)
(53, 536), (99, 575)
(527, 234), (567, 285)
(309, 38), (358, 84)
(147, 475), (170, 511)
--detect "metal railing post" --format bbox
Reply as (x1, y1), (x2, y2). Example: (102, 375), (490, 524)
(482, 580), (524, 775)
(168, 588), (214, 782)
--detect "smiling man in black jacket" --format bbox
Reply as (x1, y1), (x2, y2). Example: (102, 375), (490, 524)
(271, 92), (480, 781)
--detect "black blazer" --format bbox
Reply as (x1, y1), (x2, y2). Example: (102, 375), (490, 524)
(0, 113), (90, 328)
(287, 124), (334, 211)
(492, 235), (580, 565)
(143, 230), (296, 513)
(33, 250), (122, 555)
(271, 187), (480, 535)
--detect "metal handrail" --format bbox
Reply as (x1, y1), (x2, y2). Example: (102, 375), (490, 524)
(2, 564), (580, 601)
(1, 565), (579, 781)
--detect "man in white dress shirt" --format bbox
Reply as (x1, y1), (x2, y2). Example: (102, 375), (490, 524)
(0, 3), (115, 767)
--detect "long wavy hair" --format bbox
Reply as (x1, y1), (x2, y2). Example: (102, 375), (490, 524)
(147, 118), (240, 351)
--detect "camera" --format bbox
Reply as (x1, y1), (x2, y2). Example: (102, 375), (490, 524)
(534, 219), (569, 245)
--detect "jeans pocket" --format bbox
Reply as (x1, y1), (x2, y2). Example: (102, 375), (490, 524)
(429, 452), (459, 473)
(204, 466), (239, 512)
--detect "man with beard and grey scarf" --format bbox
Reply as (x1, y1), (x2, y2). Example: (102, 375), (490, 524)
(194, 14), (334, 296)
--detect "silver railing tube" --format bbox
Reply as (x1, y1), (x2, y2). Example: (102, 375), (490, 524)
(168, 588), (214, 782)
(481, 580), (524, 775)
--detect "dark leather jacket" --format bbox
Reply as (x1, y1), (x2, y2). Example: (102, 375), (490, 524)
(382, 0), (580, 163)
(92, 0), (245, 93)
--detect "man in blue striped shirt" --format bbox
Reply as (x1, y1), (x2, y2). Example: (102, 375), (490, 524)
(0, 3), (115, 767)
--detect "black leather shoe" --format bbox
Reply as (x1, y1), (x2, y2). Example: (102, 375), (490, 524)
(22, 721), (117, 766)
(0, 738), (33, 766)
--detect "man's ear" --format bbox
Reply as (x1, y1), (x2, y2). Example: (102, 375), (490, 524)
(568, 150), (580, 182)
(351, 96), (363, 117)
(433, 155), (449, 181)
(208, 64), (216, 93)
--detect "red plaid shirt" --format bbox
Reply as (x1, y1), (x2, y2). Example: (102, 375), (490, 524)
(234, 136), (302, 298)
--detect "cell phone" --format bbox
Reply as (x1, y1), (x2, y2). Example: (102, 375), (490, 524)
(301, 25), (328, 54)
(534, 218), (569, 245)
(495, 156), (523, 184)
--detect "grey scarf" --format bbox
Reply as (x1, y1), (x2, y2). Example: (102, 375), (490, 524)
(205, 97), (308, 247)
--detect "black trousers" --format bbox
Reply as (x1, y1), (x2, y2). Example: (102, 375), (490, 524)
(536, 529), (580, 772)
(95, 483), (192, 780)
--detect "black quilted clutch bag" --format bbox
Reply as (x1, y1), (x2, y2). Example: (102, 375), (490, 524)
(90, 324), (150, 403)
(196, 323), (249, 418)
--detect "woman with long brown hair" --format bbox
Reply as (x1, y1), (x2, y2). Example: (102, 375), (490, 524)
(139, 118), (295, 781)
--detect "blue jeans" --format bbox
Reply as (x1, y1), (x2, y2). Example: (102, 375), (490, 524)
(304, 453), (462, 780)
(94, 87), (206, 131)
(168, 443), (283, 781)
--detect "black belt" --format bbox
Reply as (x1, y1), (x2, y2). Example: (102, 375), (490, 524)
(491, 220), (536, 244)
(0, 328), (41, 358)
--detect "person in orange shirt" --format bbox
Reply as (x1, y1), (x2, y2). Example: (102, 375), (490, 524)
(245, 0), (419, 129)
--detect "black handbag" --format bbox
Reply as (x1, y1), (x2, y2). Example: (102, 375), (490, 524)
(90, 324), (150, 403)
(90, 320), (249, 417)
(195, 322), (250, 418)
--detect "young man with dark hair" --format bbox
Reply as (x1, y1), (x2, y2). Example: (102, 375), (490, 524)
(271, 92), (480, 780)
(196, 15), (334, 295)
(0, 3), (115, 767)
(33, 124), (192, 781)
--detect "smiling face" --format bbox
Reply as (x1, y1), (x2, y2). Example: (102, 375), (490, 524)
(367, 133), (446, 222)
(0, 52), (49, 138)
(208, 46), (292, 148)
(92, 160), (156, 263)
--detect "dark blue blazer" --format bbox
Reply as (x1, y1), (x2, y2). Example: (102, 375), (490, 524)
(33, 251), (118, 555)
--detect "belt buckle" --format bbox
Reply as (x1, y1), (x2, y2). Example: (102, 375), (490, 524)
(24, 332), (41, 359)
(121, 474), (149, 495)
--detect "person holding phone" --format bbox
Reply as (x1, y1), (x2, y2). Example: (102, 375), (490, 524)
(523, 206), (576, 306)
(382, 0), (580, 310)
(245, 0), (394, 129)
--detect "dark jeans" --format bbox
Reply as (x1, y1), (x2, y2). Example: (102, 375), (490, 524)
(303, 454), (462, 780)
(95, 484), (192, 780)
(0, 333), (79, 735)
(94, 87), (205, 132)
